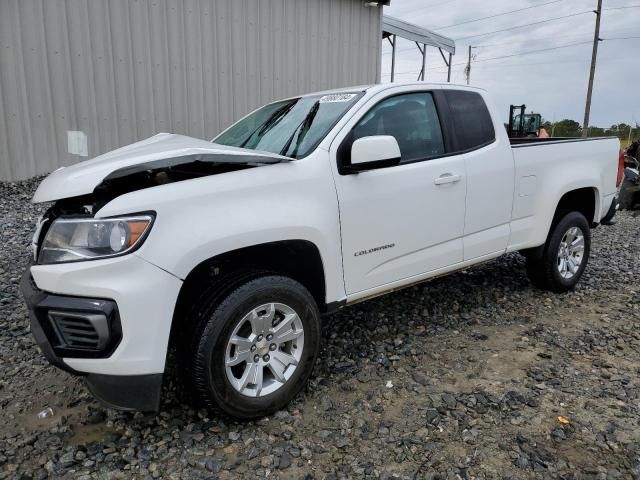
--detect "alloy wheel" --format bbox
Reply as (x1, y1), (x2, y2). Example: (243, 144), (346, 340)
(224, 303), (304, 397)
(556, 226), (585, 279)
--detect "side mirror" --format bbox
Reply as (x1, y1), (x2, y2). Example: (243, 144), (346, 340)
(347, 135), (401, 173)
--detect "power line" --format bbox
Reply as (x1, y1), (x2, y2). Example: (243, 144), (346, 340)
(382, 44), (428, 56)
(474, 28), (603, 48)
(434, 0), (565, 30)
(382, 30), (597, 57)
(455, 11), (593, 41)
(474, 55), (630, 69)
(381, 70), (421, 78)
(382, 3), (639, 82)
(381, 33), (635, 74)
(457, 40), (592, 67)
(388, 0), (460, 18)
(387, 3), (639, 47)
(386, 40), (593, 76)
(475, 38), (587, 50)
(417, 33), (634, 75)
(385, 25), (635, 54)
(472, 40), (592, 64)
(411, 30), (633, 76)
(603, 4), (640, 10)
(426, 54), (629, 74)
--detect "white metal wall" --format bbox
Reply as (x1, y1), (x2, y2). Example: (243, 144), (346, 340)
(0, 0), (383, 181)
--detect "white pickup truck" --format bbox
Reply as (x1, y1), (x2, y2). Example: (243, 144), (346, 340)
(21, 83), (621, 418)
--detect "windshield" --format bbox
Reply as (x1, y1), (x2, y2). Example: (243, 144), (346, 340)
(213, 92), (363, 159)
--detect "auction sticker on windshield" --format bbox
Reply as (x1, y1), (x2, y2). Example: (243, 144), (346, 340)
(319, 93), (358, 103)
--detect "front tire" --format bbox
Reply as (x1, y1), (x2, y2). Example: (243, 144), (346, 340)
(186, 275), (321, 420)
(526, 211), (591, 292)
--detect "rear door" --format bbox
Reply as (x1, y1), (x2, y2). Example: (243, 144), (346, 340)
(330, 88), (467, 295)
(443, 89), (515, 260)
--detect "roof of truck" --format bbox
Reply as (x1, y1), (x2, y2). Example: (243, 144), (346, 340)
(249, 83), (489, 115)
(293, 82), (487, 99)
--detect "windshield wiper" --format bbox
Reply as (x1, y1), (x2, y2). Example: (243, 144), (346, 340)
(240, 101), (298, 148)
(280, 101), (320, 158)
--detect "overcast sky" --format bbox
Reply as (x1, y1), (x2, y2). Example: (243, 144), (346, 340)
(382, 0), (639, 127)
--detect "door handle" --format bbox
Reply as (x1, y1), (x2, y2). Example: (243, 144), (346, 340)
(434, 173), (461, 185)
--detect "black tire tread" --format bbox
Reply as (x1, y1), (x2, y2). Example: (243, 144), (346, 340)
(526, 211), (591, 293)
(185, 274), (319, 420)
(175, 270), (271, 403)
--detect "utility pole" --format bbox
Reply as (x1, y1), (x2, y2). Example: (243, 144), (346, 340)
(465, 45), (472, 85)
(582, 0), (603, 137)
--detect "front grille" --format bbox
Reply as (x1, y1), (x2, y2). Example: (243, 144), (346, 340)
(49, 311), (109, 351)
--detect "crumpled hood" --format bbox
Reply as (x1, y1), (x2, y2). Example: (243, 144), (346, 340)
(33, 133), (289, 203)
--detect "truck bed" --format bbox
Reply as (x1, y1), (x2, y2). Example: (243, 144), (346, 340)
(510, 136), (614, 147)
(507, 135), (619, 250)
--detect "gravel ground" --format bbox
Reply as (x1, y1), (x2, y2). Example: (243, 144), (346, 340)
(2, 178), (640, 480)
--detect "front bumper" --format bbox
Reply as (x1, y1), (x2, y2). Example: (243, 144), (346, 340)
(20, 271), (122, 361)
(20, 271), (82, 374)
(21, 254), (183, 410)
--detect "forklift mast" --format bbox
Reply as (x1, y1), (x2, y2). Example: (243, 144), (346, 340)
(508, 104), (543, 138)
(508, 105), (526, 138)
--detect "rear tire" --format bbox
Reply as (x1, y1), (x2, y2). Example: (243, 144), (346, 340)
(526, 211), (591, 293)
(185, 274), (320, 420)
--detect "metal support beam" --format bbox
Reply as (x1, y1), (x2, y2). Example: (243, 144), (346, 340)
(390, 34), (397, 82)
(437, 48), (453, 82)
(439, 48), (449, 67)
(415, 42), (427, 81)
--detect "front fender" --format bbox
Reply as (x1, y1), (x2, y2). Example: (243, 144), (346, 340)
(97, 153), (346, 303)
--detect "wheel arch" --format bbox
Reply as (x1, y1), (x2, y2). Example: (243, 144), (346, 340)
(521, 186), (599, 258)
(169, 240), (328, 346)
(553, 186), (600, 227)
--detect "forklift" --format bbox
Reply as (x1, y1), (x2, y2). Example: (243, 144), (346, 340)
(507, 104), (544, 138)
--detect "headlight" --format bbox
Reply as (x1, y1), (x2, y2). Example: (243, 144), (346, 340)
(38, 214), (154, 265)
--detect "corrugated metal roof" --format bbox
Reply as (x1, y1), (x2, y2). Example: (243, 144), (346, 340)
(383, 15), (456, 54)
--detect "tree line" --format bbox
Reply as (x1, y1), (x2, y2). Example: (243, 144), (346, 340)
(541, 120), (639, 146)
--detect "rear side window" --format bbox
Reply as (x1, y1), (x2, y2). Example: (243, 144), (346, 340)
(444, 90), (495, 152)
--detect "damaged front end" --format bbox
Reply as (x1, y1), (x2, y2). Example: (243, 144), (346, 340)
(96, 151), (286, 206)
(32, 132), (289, 203)
(33, 153), (280, 260)
(24, 134), (289, 410)
(31, 134), (290, 257)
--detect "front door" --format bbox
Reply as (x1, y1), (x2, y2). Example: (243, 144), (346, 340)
(330, 90), (467, 295)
